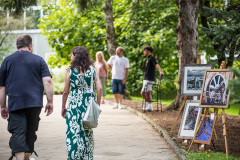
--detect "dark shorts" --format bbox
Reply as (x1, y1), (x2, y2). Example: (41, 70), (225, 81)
(112, 79), (126, 94)
(8, 107), (42, 156)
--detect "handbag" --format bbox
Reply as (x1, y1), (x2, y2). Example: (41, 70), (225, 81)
(83, 66), (102, 128)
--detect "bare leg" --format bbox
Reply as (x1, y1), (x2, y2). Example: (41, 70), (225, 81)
(148, 91), (152, 104)
(15, 152), (25, 160)
(113, 94), (119, 104)
(24, 153), (30, 160)
(118, 94), (123, 105)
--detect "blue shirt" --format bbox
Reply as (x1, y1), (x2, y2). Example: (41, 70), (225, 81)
(0, 50), (52, 112)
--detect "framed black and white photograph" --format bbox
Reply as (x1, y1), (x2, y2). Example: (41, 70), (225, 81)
(178, 100), (202, 139)
(181, 64), (214, 96)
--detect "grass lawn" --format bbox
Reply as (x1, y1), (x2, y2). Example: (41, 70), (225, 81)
(105, 94), (240, 116)
(186, 151), (240, 160)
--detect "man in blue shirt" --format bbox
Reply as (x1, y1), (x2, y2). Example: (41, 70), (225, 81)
(0, 35), (53, 160)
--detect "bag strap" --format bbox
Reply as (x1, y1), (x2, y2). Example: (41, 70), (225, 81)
(90, 66), (94, 93)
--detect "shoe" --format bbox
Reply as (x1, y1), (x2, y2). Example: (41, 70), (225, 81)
(29, 158), (35, 160)
(112, 104), (118, 109)
(119, 104), (123, 109)
(144, 104), (153, 111)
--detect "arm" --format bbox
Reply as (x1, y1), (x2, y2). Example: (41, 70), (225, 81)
(0, 86), (8, 119)
(122, 68), (129, 84)
(107, 63), (112, 69)
(95, 74), (102, 106)
(156, 64), (164, 76)
(43, 76), (53, 116)
(62, 70), (70, 116)
(105, 63), (109, 83)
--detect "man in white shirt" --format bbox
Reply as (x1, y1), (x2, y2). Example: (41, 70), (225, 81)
(107, 47), (129, 109)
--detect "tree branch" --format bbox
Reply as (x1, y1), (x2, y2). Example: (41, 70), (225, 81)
(0, 33), (9, 47)
(116, 1), (138, 37)
(113, 0), (141, 19)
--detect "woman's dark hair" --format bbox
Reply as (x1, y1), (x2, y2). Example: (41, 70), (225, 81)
(144, 46), (153, 53)
(71, 46), (92, 73)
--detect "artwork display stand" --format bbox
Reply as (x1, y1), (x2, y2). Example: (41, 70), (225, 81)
(170, 53), (202, 145)
(187, 61), (229, 159)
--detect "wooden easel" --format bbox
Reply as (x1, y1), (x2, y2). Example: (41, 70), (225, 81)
(187, 61), (229, 159)
(170, 53), (202, 143)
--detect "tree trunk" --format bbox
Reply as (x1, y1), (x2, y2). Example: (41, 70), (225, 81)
(167, 0), (199, 110)
(104, 0), (117, 56)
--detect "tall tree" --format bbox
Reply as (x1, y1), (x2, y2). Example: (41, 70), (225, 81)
(167, 0), (199, 109)
(103, 0), (117, 55)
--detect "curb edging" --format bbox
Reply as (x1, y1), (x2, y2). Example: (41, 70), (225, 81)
(105, 100), (188, 160)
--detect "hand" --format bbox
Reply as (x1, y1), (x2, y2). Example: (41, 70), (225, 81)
(106, 79), (109, 83)
(44, 102), (53, 116)
(160, 72), (164, 76)
(1, 107), (8, 119)
(122, 79), (127, 84)
(61, 108), (67, 118)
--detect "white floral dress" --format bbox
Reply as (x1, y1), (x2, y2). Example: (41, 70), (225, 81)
(66, 67), (95, 160)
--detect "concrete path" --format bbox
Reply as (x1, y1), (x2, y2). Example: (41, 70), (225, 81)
(0, 95), (177, 160)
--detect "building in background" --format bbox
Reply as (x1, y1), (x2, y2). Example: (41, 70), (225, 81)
(1, 5), (54, 60)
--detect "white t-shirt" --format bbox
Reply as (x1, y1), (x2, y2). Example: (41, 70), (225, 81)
(107, 55), (129, 80)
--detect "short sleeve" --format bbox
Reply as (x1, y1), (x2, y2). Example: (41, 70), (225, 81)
(40, 58), (52, 78)
(151, 57), (157, 66)
(0, 59), (7, 86)
(125, 58), (129, 68)
(107, 56), (114, 65)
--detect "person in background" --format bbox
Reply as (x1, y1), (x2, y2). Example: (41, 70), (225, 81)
(61, 46), (101, 160)
(0, 35), (53, 160)
(107, 47), (129, 109)
(141, 46), (164, 111)
(94, 51), (109, 104)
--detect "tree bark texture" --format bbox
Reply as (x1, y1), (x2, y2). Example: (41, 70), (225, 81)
(104, 0), (117, 56)
(167, 0), (199, 110)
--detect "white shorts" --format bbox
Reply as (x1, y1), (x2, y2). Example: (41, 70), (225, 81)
(141, 80), (155, 92)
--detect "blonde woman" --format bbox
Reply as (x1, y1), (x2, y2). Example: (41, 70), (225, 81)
(94, 51), (108, 104)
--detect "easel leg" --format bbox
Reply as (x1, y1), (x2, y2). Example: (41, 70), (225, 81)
(221, 109), (229, 159)
(187, 108), (209, 154)
(170, 95), (187, 136)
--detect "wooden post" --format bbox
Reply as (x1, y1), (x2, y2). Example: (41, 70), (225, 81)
(170, 95), (188, 136)
(187, 108), (209, 154)
(219, 61), (229, 159)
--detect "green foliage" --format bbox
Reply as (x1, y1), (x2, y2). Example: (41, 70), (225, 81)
(229, 67), (240, 104)
(200, 4), (240, 66)
(51, 68), (67, 94)
(0, 0), (37, 14)
(39, 0), (179, 95)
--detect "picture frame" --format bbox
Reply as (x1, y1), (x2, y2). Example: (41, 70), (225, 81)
(178, 100), (202, 139)
(181, 64), (214, 96)
(194, 114), (216, 145)
(200, 69), (234, 108)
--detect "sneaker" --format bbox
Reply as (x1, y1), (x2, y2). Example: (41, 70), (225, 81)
(141, 102), (149, 110)
(29, 158), (35, 160)
(119, 104), (123, 109)
(112, 104), (118, 109)
(143, 104), (153, 111)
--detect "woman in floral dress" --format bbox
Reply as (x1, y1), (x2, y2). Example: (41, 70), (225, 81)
(61, 46), (101, 160)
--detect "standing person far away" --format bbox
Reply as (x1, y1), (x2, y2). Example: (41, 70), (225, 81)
(94, 51), (109, 104)
(61, 46), (101, 160)
(0, 34), (53, 160)
(141, 46), (164, 111)
(107, 47), (129, 109)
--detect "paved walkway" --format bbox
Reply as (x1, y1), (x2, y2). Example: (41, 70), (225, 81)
(0, 95), (177, 160)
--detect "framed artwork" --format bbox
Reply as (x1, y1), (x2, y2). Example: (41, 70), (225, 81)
(181, 64), (214, 96)
(200, 69), (234, 108)
(194, 114), (216, 145)
(178, 100), (202, 139)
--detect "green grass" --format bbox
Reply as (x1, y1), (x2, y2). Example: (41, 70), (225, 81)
(187, 151), (240, 160)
